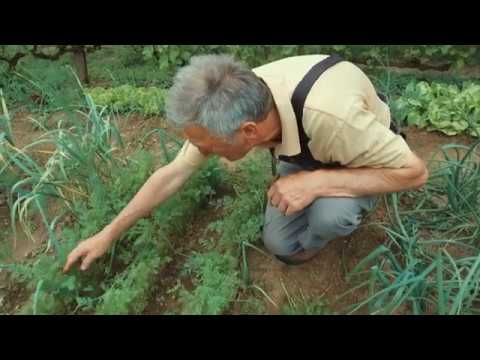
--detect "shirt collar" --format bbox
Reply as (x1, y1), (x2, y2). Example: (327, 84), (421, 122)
(257, 74), (301, 157)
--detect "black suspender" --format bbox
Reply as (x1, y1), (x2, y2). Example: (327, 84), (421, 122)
(274, 54), (345, 170)
(291, 54), (345, 154)
(271, 54), (405, 172)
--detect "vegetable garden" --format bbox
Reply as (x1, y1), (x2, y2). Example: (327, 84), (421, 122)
(1, 45), (480, 315)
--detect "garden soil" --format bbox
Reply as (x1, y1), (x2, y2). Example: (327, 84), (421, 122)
(1, 112), (476, 314)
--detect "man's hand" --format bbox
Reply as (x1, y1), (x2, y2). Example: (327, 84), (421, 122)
(267, 171), (317, 216)
(63, 228), (114, 273)
(267, 152), (429, 216)
(268, 152), (428, 216)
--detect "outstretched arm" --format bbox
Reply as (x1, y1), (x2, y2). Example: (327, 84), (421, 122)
(63, 158), (197, 272)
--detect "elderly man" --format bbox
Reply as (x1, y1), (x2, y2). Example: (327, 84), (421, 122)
(64, 54), (428, 272)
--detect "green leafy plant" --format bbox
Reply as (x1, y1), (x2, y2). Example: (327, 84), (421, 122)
(179, 250), (240, 315)
(95, 155), (226, 315)
(175, 151), (273, 315)
(87, 85), (167, 116)
(1, 72), (229, 314)
(394, 81), (480, 137)
(5, 148), (226, 314)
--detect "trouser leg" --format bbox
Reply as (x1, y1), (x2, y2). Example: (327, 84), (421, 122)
(262, 162), (378, 256)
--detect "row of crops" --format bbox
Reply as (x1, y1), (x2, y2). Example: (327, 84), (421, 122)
(2, 49), (480, 314)
(84, 80), (480, 138)
(0, 83), (275, 314)
(347, 141), (480, 314)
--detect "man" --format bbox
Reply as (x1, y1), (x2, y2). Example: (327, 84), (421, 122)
(63, 54), (428, 272)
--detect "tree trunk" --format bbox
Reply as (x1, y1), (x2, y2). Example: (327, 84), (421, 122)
(72, 47), (89, 84)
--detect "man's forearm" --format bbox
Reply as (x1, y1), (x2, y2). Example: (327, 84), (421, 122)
(105, 162), (192, 241)
(309, 164), (428, 198)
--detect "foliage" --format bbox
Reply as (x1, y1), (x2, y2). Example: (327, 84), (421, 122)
(4, 44), (480, 316)
(179, 250), (240, 315)
(394, 81), (480, 136)
(133, 45), (480, 72)
(210, 151), (272, 252)
(94, 155), (225, 315)
(0, 94), (122, 248)
(1, 80), (228, 314)
(347, 140), (480, 315)
(4, 147), (226, 314)
(3, 45), (480, 116)
(177, 151), (273, 314)
(0, 45), (101, 84)
(95, 247), (165, 315)
(87, 85), (167, 116)
(5, 150), (157, 314)
(369, 67), (471, 106)
(0, 62), (85, 115)
(0, 89), (14, 145)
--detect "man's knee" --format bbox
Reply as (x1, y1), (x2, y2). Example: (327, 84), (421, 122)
(308, 198), (370, 240)
(262, 223), (303, 256)
(263, 226), (289, 256)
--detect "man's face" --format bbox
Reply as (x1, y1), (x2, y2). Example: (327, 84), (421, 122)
(184, 125), (253, 161)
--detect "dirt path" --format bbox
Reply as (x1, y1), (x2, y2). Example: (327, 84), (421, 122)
(241, 127), (475, 315)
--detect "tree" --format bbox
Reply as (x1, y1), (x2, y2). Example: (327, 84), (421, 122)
(0, 45), (102, 84)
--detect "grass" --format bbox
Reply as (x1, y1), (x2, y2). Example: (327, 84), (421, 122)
(345, 138), (480, 315)
(0, 89), (14, 145)
(280, 293), (334, 315)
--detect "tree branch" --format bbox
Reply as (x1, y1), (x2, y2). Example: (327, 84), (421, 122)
(30, 45), (70, 60)
(0, 51), (28, 70)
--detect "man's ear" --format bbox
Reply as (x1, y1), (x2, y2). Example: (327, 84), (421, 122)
(240, 121), (259, 140)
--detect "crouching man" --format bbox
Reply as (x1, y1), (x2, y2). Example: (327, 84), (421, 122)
(63, 54), (428, 272)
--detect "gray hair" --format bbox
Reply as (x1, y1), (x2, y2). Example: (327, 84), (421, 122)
(165, 54), (273, 138)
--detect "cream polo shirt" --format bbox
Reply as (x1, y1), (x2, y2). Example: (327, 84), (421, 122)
(173, 55), (411, 170)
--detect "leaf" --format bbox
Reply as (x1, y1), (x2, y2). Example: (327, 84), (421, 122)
(63, 276), (76, 291)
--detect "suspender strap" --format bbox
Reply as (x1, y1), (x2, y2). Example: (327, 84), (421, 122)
(290, 54), (345, 149)
(270, 54), (406, 174)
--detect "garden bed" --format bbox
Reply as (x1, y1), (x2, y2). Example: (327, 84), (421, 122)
(2, 110), (475, 314)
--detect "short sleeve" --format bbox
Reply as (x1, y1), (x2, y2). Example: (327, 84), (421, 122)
(173, 140), (207, 169)
(328, 100), (412, 169)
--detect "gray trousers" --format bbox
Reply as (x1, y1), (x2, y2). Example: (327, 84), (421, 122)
(262, 161), (378, 256)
